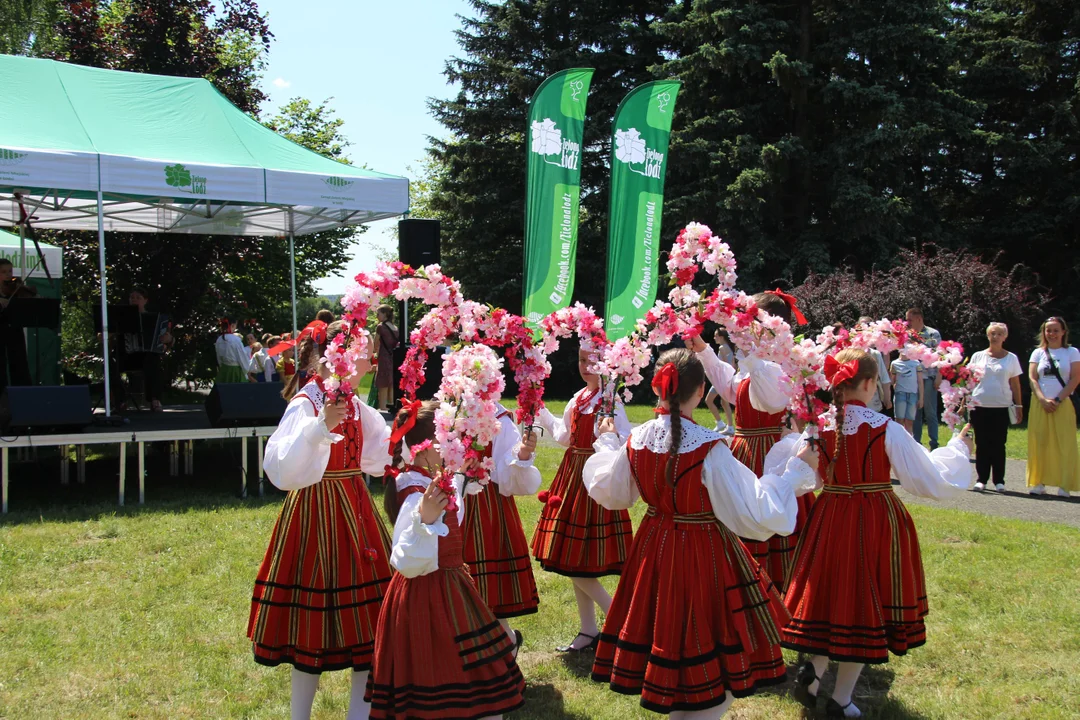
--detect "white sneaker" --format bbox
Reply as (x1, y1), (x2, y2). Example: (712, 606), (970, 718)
(1057, 488), (1071, 498)
(723, 426), (735, 437)
(714, 422), (727, 433)
(995, 483), (1005, 492)
(1029, 484), (1046, 495)
(973, 482), (985, 492)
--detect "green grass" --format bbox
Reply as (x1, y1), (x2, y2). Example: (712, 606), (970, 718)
(1, 445), (1078, 718)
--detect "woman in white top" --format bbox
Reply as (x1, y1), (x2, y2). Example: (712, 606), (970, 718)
(1027, 316), (1080, 496)
(213, 317), (252, 383)
(968, 322), (1024, 492)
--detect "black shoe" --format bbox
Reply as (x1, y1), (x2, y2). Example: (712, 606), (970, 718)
(556, 632), (598, 653)
(826, 698), (859, 718)
(792, 661), (819, 709)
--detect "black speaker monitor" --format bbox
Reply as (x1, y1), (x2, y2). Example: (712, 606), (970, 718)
(206, 383), (288, 428)
(398, 219), (441, 267)
(0, 386), (93, 432)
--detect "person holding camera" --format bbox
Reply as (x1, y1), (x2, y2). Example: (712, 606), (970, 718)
(1027, 316), (1080, 497)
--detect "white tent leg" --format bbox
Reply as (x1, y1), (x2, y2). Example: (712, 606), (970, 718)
(288, 210), (298, 337)
(97, 187), (112, 417)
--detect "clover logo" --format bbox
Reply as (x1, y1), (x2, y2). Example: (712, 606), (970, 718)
(164, 164), (192, 189)
(324, 176), (355, 191)
(527, 312), (544, 324)
(531, 118), (562, 157)
(610, 314), (625, 325)
(0, 148), (27, 166)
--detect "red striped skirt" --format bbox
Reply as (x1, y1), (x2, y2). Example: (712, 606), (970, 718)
(531, 447), (631, 577)
(730, 431), (780, 587)
(782, 486), (929, 663)
(593, 510), (789, 714)
(366, 565), (526, 719)
(463, 482), (539, 618)
(247, 473), (392, 673)
(766, 492), (817, 594)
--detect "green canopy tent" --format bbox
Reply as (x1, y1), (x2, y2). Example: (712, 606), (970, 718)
(0, 54), (409, 415)
(0, 227), (62, 385)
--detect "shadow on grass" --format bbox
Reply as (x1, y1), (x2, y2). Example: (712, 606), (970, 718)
(556, 648), (597, 679)
(758, 661), (932, 719)
(0, 442), (292, 526)
(515, 682), (593, 719)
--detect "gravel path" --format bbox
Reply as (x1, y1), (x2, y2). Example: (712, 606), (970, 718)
(898, 458), (1080, 529)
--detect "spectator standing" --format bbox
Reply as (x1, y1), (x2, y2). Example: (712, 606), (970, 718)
(969, 323), (1024, 492)
(907, 308), (942, 448)
(890, 349), (925, 435)
(1027, 317), (1080, 497)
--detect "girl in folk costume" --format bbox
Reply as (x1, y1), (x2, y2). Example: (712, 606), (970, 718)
(582, 349), (819, 718)
(367, 401), (526, 719)
(214, 317), (252, 383)
(533, 348), (633, 652)
(248, 321), (393, 720)
(783, 349), (972, 719)
(463, 403), (542, 651)
(688, 290), (815, 594)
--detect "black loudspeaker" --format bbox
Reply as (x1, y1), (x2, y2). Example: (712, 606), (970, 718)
(206, 382), (288, 428)
(398, 219), (441, 267)
(0, 386), (93, 432)
(417, 347), (446, 400)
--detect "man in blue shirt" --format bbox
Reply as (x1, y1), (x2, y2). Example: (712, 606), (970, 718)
(907, 308), (942, 449)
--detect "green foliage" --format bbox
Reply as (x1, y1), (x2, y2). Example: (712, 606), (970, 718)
(0, 0), (60, 55)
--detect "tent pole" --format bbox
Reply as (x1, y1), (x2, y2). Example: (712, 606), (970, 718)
(288, 210), (298, 337)
(97, 188), (111, 417)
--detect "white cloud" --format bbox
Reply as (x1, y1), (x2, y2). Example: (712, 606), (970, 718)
(272, 77), (291, 88)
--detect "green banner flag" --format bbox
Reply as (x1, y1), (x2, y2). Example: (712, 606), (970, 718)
(604, 80), (680, 340)
(522, 68), (594, 326)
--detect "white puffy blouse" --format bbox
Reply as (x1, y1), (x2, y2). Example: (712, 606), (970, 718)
(582, 416), (818, 541)
(536, 387), (632, 446)
(696, 345), (791, 414)
(263, 385), (392, 491)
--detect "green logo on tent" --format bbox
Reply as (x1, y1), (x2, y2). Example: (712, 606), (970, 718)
(0, 149), (27, 166)
(164, 163), (207, 194)
(324, 177), (355, 191)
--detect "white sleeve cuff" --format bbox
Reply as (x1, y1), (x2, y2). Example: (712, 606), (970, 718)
(592, 432), (623, 453)
(412, 507), (449, 538)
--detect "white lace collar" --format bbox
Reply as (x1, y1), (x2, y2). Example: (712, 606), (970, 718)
(841, 404), (889, 435)
(395, 469), (432, 492)
(629, 415), (723, 454)
(297, 382), (325, 412)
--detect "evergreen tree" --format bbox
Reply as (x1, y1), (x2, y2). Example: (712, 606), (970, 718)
(659, 0), (979, 290)
(426, 0), (668, 314)
(947, 0), (1080, 318)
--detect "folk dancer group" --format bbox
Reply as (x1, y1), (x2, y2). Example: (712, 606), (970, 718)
(246, 290), (974, 720)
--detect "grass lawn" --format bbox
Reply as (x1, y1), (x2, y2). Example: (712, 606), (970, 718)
(1, 443), (1078, 719)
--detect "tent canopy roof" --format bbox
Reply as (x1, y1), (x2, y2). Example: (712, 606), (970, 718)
(0, 55), (409, 235)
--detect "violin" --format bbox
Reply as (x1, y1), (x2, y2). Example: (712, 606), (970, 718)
(1, 277), (37, 299)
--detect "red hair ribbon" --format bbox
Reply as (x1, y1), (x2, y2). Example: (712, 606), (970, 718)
(651, 362), (679, 401)
(298, 320), (328, 345)
(824, 355), (861, 388)
(771, 288), (808, 326)
(382, 464), (402, 484)
(388, 399), (423, 448)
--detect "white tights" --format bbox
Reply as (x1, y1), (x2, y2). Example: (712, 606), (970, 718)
(669, 692), (733, 719)
(290, 668), (371, 720)
(571, 577), (612, 635)
(807, 656), (864, 717)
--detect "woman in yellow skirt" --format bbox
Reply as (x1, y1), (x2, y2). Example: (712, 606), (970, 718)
(1026, 317), (1080, 497)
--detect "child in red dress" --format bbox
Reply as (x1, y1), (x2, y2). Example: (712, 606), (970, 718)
(367, 401), (526, 719)
(782, 349), (972, 718)
(249, 322), (392, 720)
(583, 349), (819, 718)
(533, 348), (632, 652)
(463, 404), (542, 653)
(689, 291), (816, 594)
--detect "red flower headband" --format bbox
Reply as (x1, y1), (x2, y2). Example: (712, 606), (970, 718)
(824, 355), (861, 388)
(298, 320), (328, 346)
(771, 288), (808, 325)
(651, 362), (679, 401)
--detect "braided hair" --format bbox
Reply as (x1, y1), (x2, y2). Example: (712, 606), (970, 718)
(653, 348), (706, 487)
(384, 400), (438, 523)
(281, 321), (346, 400)
(826, 348), (883, 484)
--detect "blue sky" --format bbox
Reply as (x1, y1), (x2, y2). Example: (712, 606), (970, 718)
(258, 0), (474, 294)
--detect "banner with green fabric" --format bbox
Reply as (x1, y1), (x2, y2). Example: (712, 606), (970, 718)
(604, 80), (680, 340)
(522, 68), (594, 326)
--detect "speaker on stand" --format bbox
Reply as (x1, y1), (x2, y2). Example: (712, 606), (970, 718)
(396, 218), (443, 405)
(0, 386), (93, 433)
(205, 383), (288, 428)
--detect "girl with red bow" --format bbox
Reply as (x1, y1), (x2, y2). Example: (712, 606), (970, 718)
(583, 349), (820, 718)
(248, 320), (393, 720)
(367, 401), (525, 719)
(532, 347), (633, 652)
(687, 290), (814, 594)
(782, 348), (973, 719)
